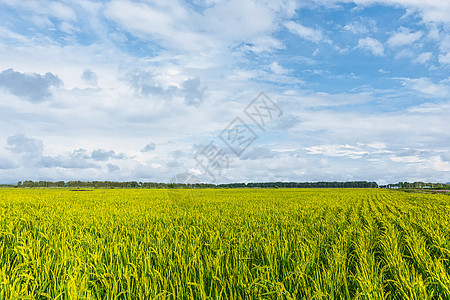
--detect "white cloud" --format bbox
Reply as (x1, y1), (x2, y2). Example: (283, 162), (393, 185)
(269, 62), (289, 75)
(440, 35), (450, 53)
(356, 37), (385, 56)
(437, 35), (450, 64)
(394, 48), (414, 60)
(240, 36), (285, 53)
(104, 0), (297, 53)
(305, 143), (390, 159)
(0, 27), (32, 44)
(400, 77), (449, 98)
(81, 69), (98, 86)
(343, 22), (369, 34)
(389, 155), (450, 172)
(0, 68), (62, 102)
(387, 27), (423, 48)
(0, 0), (77, 26)
(6, 134), (43, 155)
(1, 0), (450, 184)
(413, 52), (433, 64)
(284, 21), (323, 43)
(439, 52), (450, 64)
(352, 0), (450, 24)
(390, 155), (423, 163)
(202, 0), (275, 41)
(407, 101), (450, 113)
(48, 2), (77, 22)
(141, 143), (156, 152)
(104, 0), (206, 51)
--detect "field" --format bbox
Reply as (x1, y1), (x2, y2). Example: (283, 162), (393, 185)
(1, 188), (450, 299)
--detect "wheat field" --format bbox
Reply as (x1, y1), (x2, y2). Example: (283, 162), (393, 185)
(1, 188), (449, 299)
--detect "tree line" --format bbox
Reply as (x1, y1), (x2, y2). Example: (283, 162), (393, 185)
(379, 182), (449, 189)
(221, 181), (379, 188)
(13, 180), (379, 189)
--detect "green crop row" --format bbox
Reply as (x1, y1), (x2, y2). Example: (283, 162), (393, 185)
(0, 188), (449, 299)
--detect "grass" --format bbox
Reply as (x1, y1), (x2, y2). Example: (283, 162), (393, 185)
(0, 188), (450, 299)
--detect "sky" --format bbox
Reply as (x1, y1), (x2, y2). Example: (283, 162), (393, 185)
(0, 0), (449, 184)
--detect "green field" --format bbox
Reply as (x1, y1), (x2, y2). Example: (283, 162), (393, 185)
(1, 188), (450, 299)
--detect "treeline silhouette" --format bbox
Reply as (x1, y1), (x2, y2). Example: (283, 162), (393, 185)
(13, 180), (379, 189)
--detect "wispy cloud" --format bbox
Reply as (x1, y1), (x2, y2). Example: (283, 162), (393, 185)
(343, 21), (369, 35)
(284, 21), (324, 43)
(399, 77), (449, 98)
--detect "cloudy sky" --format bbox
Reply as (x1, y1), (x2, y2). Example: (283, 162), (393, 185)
(0, 0), (449, 184)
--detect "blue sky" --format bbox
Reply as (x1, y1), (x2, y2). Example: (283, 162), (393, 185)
(0, 0), (449, 184)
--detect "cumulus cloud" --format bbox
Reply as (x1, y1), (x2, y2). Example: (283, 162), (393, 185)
(124, 69), (205, 106)
(0, 68), (62, 102)
(5, 134), (45, 168)
(91, 149), (126, 161)
(3, 135), (128, 171)
(41, 149), (99, 169)
(356, 37), (384, 56)
(40, 147), (126, 169)
(125, 69), (170, 96)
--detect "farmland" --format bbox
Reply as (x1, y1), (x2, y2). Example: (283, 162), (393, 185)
(1, 188), (450, 299)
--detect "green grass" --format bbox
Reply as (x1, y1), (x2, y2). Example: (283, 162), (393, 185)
(1, 188), (450, 299)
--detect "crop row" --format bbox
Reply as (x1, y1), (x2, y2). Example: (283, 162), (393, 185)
(0, 188), (449, 299)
